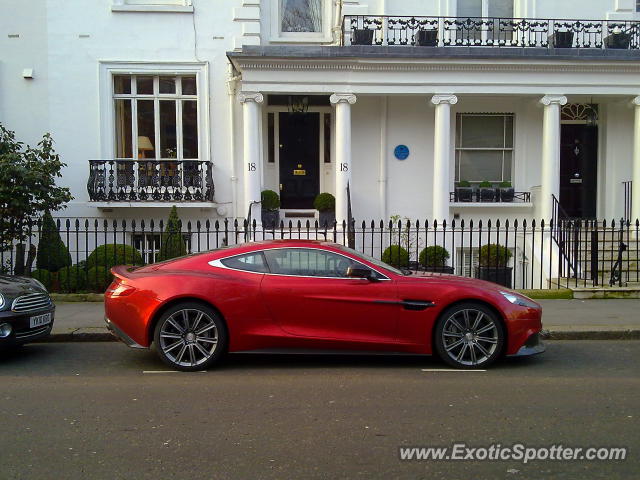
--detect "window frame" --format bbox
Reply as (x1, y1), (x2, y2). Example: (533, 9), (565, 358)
(270, 0), (333, 43)
(111, 0), (194, 13)
(99, 62), (209, 164)
(454, 113), (515, 184)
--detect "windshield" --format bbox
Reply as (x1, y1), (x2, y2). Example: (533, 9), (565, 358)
(336, 245), (405, 276)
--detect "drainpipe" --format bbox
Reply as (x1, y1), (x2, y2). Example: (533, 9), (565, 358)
(379, 96), (388, 220)
(227, 64), (241, 219)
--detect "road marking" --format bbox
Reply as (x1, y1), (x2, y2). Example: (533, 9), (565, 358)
(143, 370), (207, 374)
(420, 369), (486, 372)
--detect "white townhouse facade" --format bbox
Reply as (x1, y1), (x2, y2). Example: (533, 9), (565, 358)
(2, 0), (640, 228)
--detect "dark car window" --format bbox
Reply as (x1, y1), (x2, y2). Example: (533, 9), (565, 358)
(263, 248), (371, 278)
(220, 252), (269, 273)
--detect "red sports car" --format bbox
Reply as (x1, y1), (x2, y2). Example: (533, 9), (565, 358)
(104, 240), (544, 371)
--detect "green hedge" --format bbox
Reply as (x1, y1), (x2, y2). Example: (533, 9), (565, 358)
(419, 246), (450, 267)
(86, 266), (114, 292)
(30, 269), (53, 290)
(57, 265), (88, 293)
(479, 243), (512, 268)
(86, 244), (143, 270)
(382, 245), (409, 268)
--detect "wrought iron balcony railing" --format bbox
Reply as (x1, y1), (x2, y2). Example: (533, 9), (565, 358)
(343, 15), (640, 49)
(88, 159), (215, 203)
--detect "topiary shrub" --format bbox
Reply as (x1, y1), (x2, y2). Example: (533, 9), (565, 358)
(30, 269), (53, 290)
(261, 190), (280, 211)
(86, 244), (143, 270)
(313, 192), (335, 212)
(419, 246), (450, 267)
(382, 245), (409, 268)
(157, 205), (187, 262)
(86, 266), (113, 293)
(478, 180), (493, 188)
(478, 243), (512, 267)
(457, 180), (471, 188)
(36, 211), (71, 272)
(57, 265), (88, 293)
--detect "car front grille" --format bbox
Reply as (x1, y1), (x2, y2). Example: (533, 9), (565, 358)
(11, 293), (52, 313)
(15, 325), (50, 339)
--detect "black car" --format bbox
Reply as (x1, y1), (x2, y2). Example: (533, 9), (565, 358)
(0, 275), (55, 347)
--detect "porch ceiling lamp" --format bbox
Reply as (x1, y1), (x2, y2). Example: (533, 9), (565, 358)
(287, 95), (309, 114)
(137, 136), (154, 158)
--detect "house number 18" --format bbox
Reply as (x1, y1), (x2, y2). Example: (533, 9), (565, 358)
(247, 162), (256, 172)
(339, 163), (349, 172)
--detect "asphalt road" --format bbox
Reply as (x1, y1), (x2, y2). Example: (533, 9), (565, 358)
(1, 341), (638, 480)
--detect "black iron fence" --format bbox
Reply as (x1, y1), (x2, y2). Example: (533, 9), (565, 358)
(343, 15), (640, 49)
(623, 180), (633, 223)
(2, 216), (639, 293)
(87, 159), (215, 202)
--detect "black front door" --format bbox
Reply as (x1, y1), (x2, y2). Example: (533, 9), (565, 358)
(560, 124), (598, 218)
(278, 112), (320, 209)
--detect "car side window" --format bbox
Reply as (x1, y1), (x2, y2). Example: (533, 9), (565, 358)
(220, 252), (269, 273)
(263, 248), (370, 278)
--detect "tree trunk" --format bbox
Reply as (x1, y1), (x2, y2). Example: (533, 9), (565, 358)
(14, 243), (25, 275)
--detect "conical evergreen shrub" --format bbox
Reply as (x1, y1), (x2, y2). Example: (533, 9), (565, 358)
(157, 206), (187, 262)
(36, 211), (71, 272)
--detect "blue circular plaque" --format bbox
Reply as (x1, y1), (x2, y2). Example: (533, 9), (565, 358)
(394, 144), (409, 160)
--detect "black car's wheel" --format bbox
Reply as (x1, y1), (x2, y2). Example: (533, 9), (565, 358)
(434, 302), (505, 369)
(153, 302), (227, 372)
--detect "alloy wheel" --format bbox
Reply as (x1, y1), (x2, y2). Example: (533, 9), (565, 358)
(158, 308), (219, 368)
(441, 308), (499, 367)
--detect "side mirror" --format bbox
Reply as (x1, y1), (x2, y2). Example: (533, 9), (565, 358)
(346, 266), (377, 281)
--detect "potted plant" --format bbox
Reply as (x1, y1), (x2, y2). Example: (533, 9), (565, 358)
(418, 246), (454, 273)
(261, 189), (280, 228)
(499, 181), (515, 202)
(314, 192), (336, 227)
(604, 28), (631, 49)
(478, 181), (496, 202)
(550, 30), (574, 48)
(455, 180), (473, 202)
(352, 28), (374, 45)
(475, 243), (513, 288)
(416, 29), (438, 46)
(382, 245), (410, 268)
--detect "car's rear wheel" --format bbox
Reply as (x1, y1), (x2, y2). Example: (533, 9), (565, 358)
(434, 302), (504, 369)
(153, 302), (227, 372)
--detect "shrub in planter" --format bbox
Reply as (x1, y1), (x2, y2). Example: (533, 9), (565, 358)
(36, 211), (72, 272)
(551, 30), (574, 48)
(314, 192), (336, 227)
(455, 180), (473, 202)
(86, 266), (113, 293)
(478, 181), (496, 202)
(87, 244), (144, 270)
(499, 181), (515, 202)
(418, 246), (453, 273)
(157, 206), (187, 262)
(382, 245), (410, 268)
(476, 243), (513, 288)
(261, 189), (280, 228)
(604, 32), (630, 49)
(30, 269), (53, 290)
(416, 29), (438, 46)
(352, 28), (374, 45)
(57, 265), (88, 293)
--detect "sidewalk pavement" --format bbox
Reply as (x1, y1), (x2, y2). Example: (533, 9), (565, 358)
(46, 299), (640, 342)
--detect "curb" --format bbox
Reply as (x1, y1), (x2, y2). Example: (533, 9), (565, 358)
(37, 329), (640, 343)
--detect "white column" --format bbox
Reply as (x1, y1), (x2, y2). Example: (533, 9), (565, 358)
(330, 93), (357, 225)
(238, 92), (264, 223)
(633, 96), (640, 223)
(539, 95), (567, 222)
(431, 94), (458, 222)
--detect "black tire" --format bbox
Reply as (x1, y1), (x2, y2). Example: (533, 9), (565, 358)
(153, 301), (228, 372)
(434, 302), (505, 369)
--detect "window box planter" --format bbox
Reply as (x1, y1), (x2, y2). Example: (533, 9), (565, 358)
(475, 266), (513, 288)
(550, 31), (574, 48)
(352, 28), (374, 45)
(478, 187), (497, 202)
(499, 187), (515, 202)
(416, 29), (438, 46)
(261, 210), (279, 229)
(604, 32), (631, 49)
(455, 187), (474, 202)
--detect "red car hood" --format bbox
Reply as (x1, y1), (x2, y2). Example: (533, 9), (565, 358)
(398, 271), (508, 293)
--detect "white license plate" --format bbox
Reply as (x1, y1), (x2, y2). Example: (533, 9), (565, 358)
(30, 313), (52, 328)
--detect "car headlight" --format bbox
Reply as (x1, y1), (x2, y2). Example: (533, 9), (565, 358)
(500, 291), (539, 309)
(31, 278), (47, 291)
(0, 293), (4, 310)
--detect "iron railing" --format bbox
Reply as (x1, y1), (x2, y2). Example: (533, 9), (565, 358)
(342, 15), (640, 49)
(450, 190), (531, 203)
(2, 216), (638, 293)
(623, 180), (633, 223)
(87, 160), (215, 203)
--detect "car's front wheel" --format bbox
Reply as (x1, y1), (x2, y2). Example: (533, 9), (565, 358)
(434, 302), (505, 369)
(153, 302), (227, 371)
